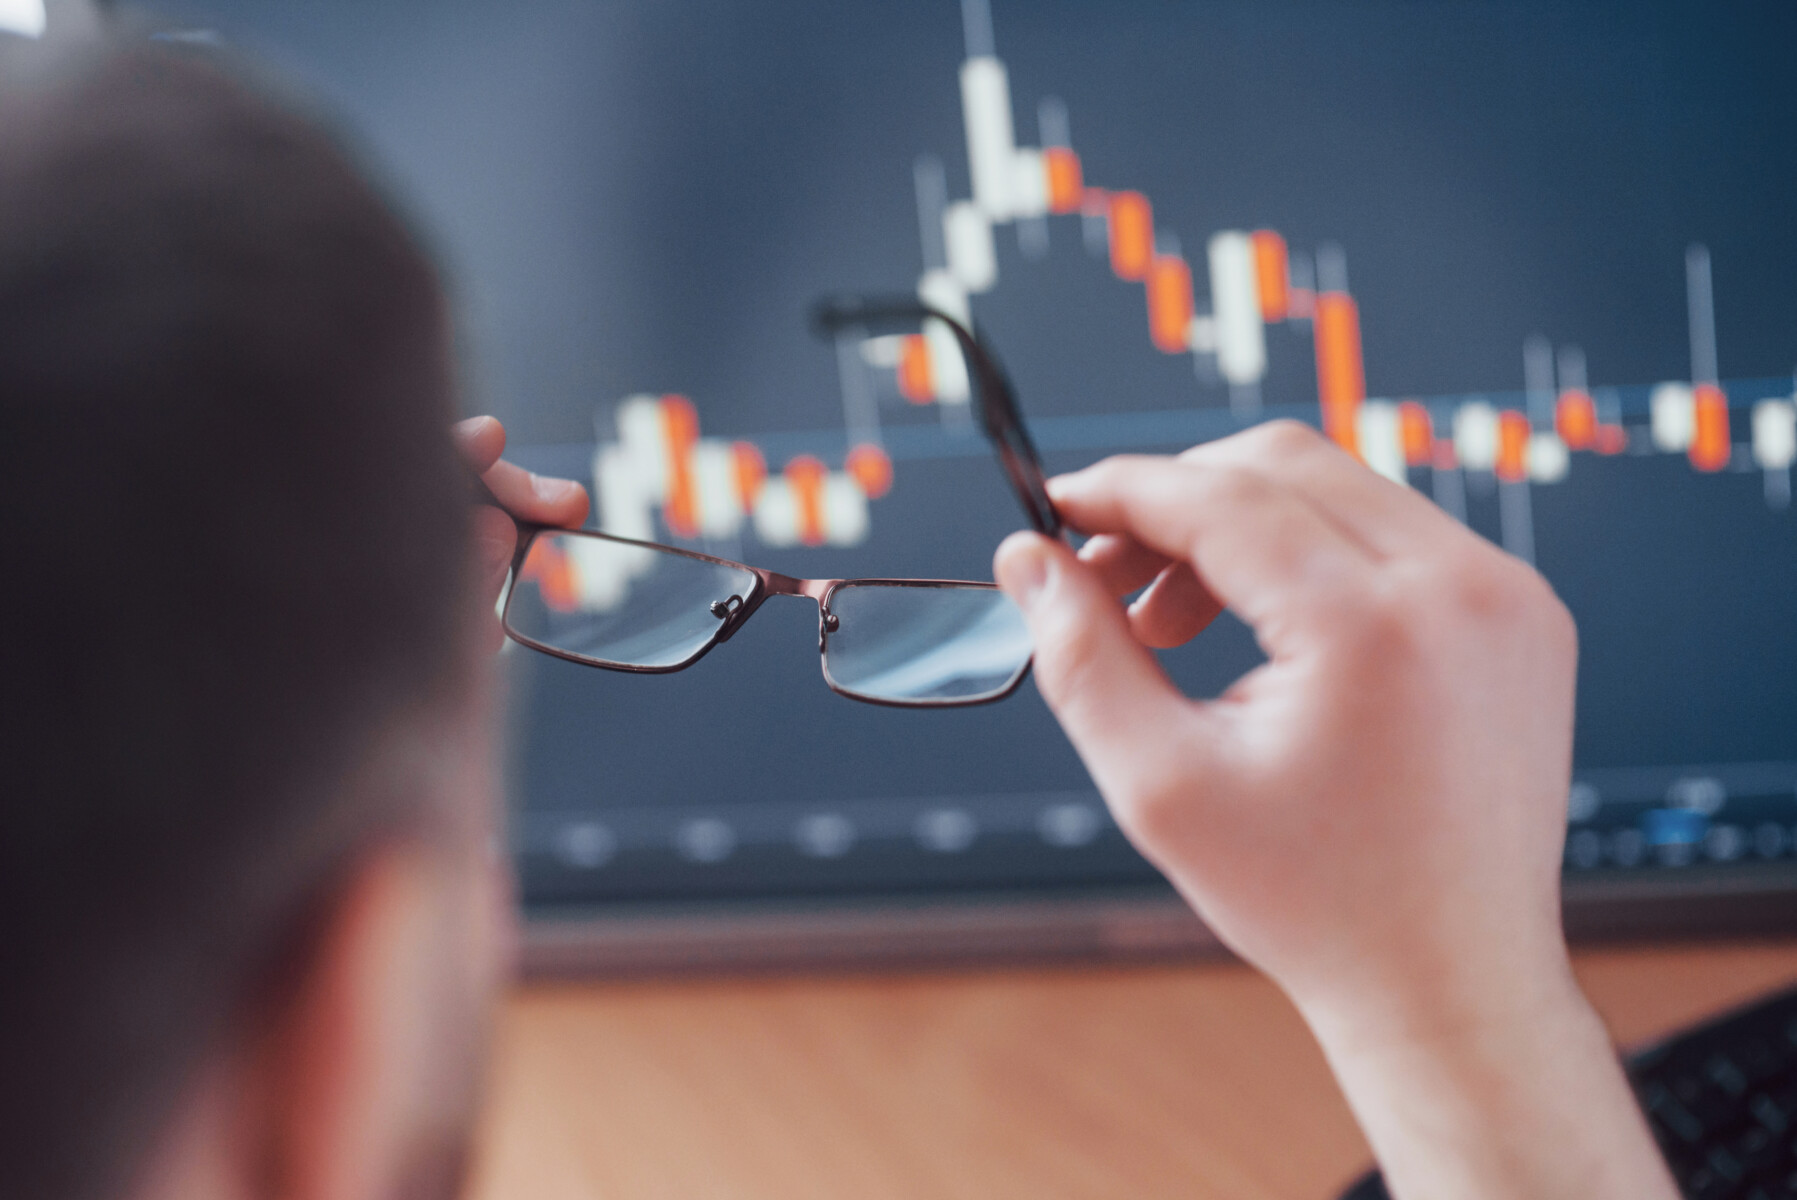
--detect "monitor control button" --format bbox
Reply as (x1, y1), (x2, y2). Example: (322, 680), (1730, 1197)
(554, 821), (617, 869)
(795, 813), (856, 858)
(676, 817), (736, 864)
(1567, 782), (1601, 823)
(915, 808), (977, 853)
(1704, 824), (1744, 862)
(1038, 802), (1102, 847)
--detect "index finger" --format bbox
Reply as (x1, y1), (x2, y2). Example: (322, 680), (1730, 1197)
(1048, 455), (1374, 651)
(1079, 531), (1226, 649)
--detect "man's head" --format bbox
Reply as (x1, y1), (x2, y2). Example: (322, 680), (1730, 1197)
(0, 37), (508, 1200)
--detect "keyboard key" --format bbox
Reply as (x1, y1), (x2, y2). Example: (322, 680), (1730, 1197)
(1711, 1056), (1753, 1098)
(1708, 1144), (1746, 1182)
(1645, 1081), (1709, 1144)
(1748, 1093), (1788, 1135)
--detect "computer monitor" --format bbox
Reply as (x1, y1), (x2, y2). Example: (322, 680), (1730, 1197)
(123, 0), (1797, 970)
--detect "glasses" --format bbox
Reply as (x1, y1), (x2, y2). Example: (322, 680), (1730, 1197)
(486, 299), (1061, 707)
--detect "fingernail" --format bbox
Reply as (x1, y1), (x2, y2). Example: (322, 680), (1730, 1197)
(997, 534), (1054, 610)
(532, 474), (580, 504)
(455, 415), (497, 438)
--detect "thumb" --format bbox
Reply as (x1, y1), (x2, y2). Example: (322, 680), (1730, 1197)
(995, 532), (1194, 804)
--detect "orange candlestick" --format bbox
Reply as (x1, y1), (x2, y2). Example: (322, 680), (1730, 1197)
(1107, 190), (1154, 281)
(1555, 389), (1597, 449)
(845, 443), (893, 499)
(785, 456), (829, 547)
(660, 394), (701, 538)
(1044, 147), (1084, 214)
(1398, 401), (1434, 466)
(1313, 292), (1365, 455)
(1496, 410), (1531, 483)
(1250, 230), (1291, 322)
(1146, 255), (1195, 354)
(896, 334), (934, 404)
(1689, 383), (1731, 472)
(731, 441), (766, 510)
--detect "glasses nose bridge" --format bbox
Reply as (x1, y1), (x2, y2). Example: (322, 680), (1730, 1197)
(761, 573), (841, 649)
(762, 572), (833, 605)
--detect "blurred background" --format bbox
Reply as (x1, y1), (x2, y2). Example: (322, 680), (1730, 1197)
(101, 0), (1797, 941)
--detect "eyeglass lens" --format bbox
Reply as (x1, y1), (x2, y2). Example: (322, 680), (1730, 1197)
(823, 583), (1031, 705)
(507, 531), (756, 669)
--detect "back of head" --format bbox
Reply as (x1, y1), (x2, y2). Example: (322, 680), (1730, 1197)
(0, 35), (473, 1200)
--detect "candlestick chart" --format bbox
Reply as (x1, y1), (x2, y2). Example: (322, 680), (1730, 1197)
(527, 0), (1797, 619)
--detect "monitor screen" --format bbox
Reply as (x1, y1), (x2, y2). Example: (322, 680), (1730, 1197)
(126, 0), (1797, 911)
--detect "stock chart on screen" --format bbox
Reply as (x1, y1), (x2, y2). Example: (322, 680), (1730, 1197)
(143, 0), (1797, 908)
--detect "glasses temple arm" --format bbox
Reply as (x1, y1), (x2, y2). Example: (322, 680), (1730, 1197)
(810, 296), (1063, 537)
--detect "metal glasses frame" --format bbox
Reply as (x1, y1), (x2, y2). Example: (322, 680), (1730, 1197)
(498, 524), (1028, 707)
(484, 299), (1061, 707)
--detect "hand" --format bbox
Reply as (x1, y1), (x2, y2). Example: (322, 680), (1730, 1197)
(453, 416), (588, 649)
(997, 419), (1574, 1025)
(994, 421), (1674, 1199)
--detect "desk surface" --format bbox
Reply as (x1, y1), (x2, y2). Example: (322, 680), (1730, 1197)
(469, 940), (1797, 1200)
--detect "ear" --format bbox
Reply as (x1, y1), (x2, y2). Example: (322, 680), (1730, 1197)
(250, 846), (450, 1200)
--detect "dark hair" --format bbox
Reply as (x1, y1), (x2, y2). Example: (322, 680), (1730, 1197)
(0, 38), (474, 1200)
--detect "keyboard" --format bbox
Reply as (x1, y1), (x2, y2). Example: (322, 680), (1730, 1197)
(1338, 984), (1797, 1200)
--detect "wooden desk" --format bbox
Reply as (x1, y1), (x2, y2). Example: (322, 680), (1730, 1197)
(469, 941), (1797, 1200)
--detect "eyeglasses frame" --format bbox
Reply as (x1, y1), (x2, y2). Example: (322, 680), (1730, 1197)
(481, 298), (1062, 708)
(495, 521), (1031, 707)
